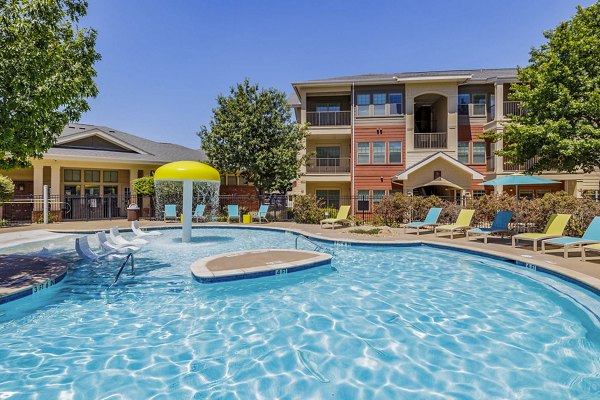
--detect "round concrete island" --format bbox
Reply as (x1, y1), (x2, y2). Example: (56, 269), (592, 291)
(0, 255), (68, 304)
(191, 249), (333, 283)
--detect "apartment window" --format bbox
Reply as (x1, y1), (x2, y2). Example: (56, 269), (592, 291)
(84, 170), (100, 182)
(63, 169), (81, 182)
(357, 190), (370, 211)
(472, 94), (487, 116)
(458, 142), (469, 164)
(227, 175), (238, 185)
(220, 175), (226, 185)
(373, 94), (386, 116)
(389, 93), (403, 115)
(472, 190), (486, 198)
(103, 186), (118, 196)
(472, 142), (486, 164)
(316, 103), (340, 112)
(357, 142), (370, 164)
(373, 142), (386, 164)
(458, 94), (470, 115)
(357, 94), (370, 116)
(103, 170), (118, 183)
(373, 190), (385, 204)
(316, 189), (340, 209)
(389, 141), (402, 164)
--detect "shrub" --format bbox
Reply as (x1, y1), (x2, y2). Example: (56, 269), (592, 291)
(292, 195), (325, 224)
(132, 176), (155, 196)
(349, 228), (381, 235)
(0, 175), (15, 203)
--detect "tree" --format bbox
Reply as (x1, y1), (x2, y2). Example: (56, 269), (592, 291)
(0, 175), (15, 203)
(0, 0), (101, 169)
(198, 79), (309, 194)
(489, 2), (600, 173)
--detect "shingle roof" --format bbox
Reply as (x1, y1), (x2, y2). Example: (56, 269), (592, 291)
(294, 68), (518, 85)
(46, 124), (206, 163)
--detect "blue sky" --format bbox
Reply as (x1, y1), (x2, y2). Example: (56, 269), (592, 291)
(81, 0), (594, 147)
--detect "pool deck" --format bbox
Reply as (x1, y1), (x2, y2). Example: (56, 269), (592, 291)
(1, 220), (600, 292)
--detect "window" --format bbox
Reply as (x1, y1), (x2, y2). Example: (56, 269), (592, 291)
(84, 185), (100, 196)
(220, 175), (226, 185)
(316, 146), (340, 163)
(373, 93), (386, 116)
(389, 141), (402, 163)
(103, 186), (118, 196)
(63, 169), (81, 182)
(472, 94), (486, 116)
(373, 142), (385, 164)
(64, 185), (80, 196)
(357, 142), (370, 164)
(316, 103), (340, 112)
(472, 190), (486, 198)
(472, 142), (486, 164)
(84, 170), (100, 182)
(373, 190), (385, 204)
(389, 93), (403, 115)
(458, 94), (470, 115)
(103, 170), (118, 183)
(316, 189), (340, 209)
(458, 142), (469, 164)
(357, 94), (370, 116)
(357, 190), (370, 211)
(227, 175), (238, 185)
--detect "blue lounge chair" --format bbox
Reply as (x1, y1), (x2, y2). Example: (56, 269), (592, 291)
(193, 204), (206, 222)
(403, 208), (442, 235)
(164, 204), (178, 222)
(466, 210), (513, 244)
(252, 204), (269, 223)
(542, 216), (600, 258)
(227, 205), (240, 223)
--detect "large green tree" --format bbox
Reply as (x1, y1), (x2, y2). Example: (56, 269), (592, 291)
(0, 0), (100, 169)
(491, 2), (600, 173)
(198, 79), (309, 194)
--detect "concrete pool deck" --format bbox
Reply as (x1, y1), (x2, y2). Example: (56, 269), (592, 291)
(1, 220), (599, 292)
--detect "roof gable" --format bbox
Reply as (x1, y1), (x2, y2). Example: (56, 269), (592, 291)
(55, 129), (147, 154)
(393, 152), (485, 180)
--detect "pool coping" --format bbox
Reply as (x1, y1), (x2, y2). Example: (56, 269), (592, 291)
(49, 224), (600, 296)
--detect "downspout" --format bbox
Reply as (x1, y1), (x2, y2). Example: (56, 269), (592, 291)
(351, 82), (355, 214)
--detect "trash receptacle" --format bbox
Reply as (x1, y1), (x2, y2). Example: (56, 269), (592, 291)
(127, 203), (140, 221)
(243, 214), (252, 224)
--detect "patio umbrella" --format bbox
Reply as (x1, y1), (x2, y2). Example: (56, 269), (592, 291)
(479, 173), (560, 232)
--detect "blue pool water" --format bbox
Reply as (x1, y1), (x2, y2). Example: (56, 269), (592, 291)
(1, 227), (599, 399)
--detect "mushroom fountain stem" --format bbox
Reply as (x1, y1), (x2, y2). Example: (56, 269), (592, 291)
(182, 180), (193, 242)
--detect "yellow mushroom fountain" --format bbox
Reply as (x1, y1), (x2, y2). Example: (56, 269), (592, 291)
(153, 161), (220, 242)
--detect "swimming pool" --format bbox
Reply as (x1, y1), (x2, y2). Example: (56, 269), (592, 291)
(0, 227), (599, 399)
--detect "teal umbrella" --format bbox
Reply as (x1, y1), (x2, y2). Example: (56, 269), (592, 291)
(479, 173), (560, 232)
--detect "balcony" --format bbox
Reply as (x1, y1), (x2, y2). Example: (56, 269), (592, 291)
(306, 111), (351, 127)
(306, 157), (350, 174)
(414, 133), (447, 149)
(503, 156), (539, 172)
(503, 101), (524, 117)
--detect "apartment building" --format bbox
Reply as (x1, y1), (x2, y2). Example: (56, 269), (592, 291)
(289, 68), (600, 211)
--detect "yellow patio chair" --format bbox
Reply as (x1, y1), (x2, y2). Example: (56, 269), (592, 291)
(320, 205), (352, 229)
(512, 213), (571, 251)
(434, 209), (475, 239)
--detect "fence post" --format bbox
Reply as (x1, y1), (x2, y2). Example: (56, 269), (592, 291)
(43, 185), (49, 224)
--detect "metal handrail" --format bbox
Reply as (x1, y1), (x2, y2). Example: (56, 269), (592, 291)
(295, 233), (335, 256)
(108, 252), (135, 289)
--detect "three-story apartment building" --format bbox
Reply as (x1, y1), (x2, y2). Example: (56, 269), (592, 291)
(289, 68), (600, 211)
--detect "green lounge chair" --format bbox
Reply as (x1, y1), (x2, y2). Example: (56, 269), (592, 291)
(227, 205), (240, 223)
(466, 210), (513, 244)
(403, 207), (442, 235)
(320, 205), (352, 229)
(540, 216), (600, 258)
(434, 209), (475, 239)
(164, 204), (178, 222)
(252, 204), (269, 223)
(512, 213), (571, 251)
(193, 204), (206, 222)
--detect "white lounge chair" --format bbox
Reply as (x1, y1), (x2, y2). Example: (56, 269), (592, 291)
(76, 236), (119, 261)
(97, 232), (140, 253)
(131, 221), (162, 237)
(110, 227), (148, 246)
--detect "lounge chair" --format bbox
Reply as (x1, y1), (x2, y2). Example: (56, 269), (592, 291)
(227, 205), (240, 223)
(193, 204), (206, 222)
(109, 227), (148, 246)
(403, 207), (442, 235)
(582, 242), (600, 261)
(320, 205), (352, 229)
(164, 204), (178, 222)
(541, 216), (600, 258)
(434, 209), (475, 239)
(131, 221), (162, 237)
(512, 213), (571, 251)
(76, 236), (118, 261)
(466, 210), (513, 244)
(97, 232), (140, 253)
(252, 204), (269, 223)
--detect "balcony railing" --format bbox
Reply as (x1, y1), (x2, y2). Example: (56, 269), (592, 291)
(306, 111), (351, 126)
(306, 157), (350, 174)
(503, 156), (539, 172)
(414, 132), (447, 149)
(503, 101), (524, 117)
